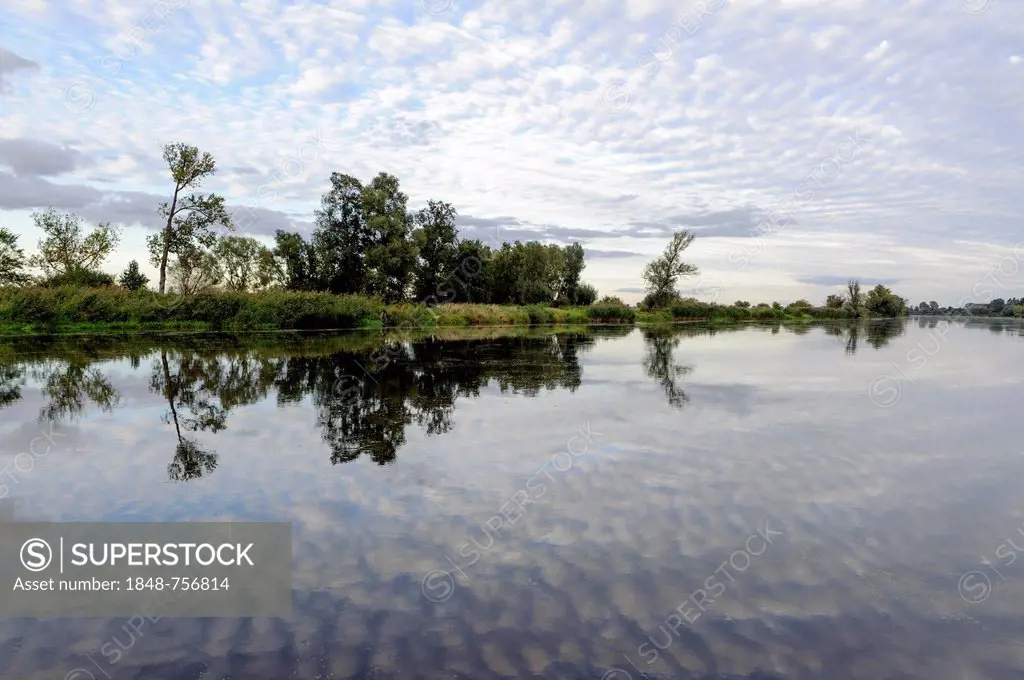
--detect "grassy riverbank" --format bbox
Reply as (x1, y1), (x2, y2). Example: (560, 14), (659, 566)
(0, 286), (858, 336)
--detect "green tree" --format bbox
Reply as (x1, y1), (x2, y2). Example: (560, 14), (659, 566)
(642, 230), (699, 308)
(212, 235), (278, 293)
(929, 301), (939, 313)
(312, 172), (369, 295)
(558, 242), (586, 303)
(734, 300), (751, 308)
(0, 226), (30, 286)
(362, 173), (417, 303)
(168, 247), (222, 296)
(273, 230), (318, 291)
(825, 294), (845, 309)
(452, 239), (492, 302)
(29, 208), (121, 278)
(412, 200), (459, 302)
(119, 260), (149, 291)
(149, 143), (234, 293)
(844, 279), (863, 316)
(864, 284), (907, 317)
(990, 298), (1006, 314)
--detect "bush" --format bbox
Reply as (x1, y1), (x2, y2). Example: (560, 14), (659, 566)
(524, 304), (557, 325)
(574, 283), (599, 306)
(670, 300), (712, 319)
(587, 304), (636, 323)
(40, 267), (115, 289)
(0, 287), (383, 331)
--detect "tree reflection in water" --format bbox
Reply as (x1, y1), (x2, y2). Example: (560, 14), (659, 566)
(641, 327), (694, 408)
(0, 322), (920, 481)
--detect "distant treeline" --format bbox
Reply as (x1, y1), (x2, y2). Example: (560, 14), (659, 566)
(0, 141), (921, 322)
(909, 298), (1024, 318)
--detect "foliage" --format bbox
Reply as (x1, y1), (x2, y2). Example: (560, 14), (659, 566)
(360, 173), (418, 303)
(864, 284), (908, 317)
(28, 208), (121, 278)
(273, 230), (319, 292)
(642, 230), (699, 308)
(558, 243), (586, 303)
(587, 303), (636, 323)
(0, 226), (30, 286)
(119, 260), (149, 291)
(168, 247), (222, 296)
(574, 282), (599, 306)
(39, 266), (116, 289)
(412, 199), (459, 302)
(149, 142), (234, 293)
(844, 279), (863, 316)
(211, 235), (278, 293)
(0, 287), (380, 331)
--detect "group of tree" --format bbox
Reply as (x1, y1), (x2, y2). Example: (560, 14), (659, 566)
(909, 298), (1024, 318)
(272, 171), (595, 305)
(822, 279), (908, 318)
(0, 143), (599, 306)
(0, 140), (929, 318)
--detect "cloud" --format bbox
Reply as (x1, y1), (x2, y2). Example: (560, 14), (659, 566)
(0, 47), (39, 90)
(0, 171), (304, 237)
(796, 275), (901, 287)
(0, 138), (92, 176)
(3, 0), (1024, 304)
(616, 287), (647, 294)
(586, 248), (644, 258)
(624, 206), (775, 239)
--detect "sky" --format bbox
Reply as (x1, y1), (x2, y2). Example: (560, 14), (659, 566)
(1, 0), (1023, 306)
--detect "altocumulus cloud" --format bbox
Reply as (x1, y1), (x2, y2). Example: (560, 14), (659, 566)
(0, 0), (1022, 303)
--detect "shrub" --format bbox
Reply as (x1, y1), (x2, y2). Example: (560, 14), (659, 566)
(574, 283), (599, 306)
(39, 267), (115, 289)
(587, 304), (636, 323)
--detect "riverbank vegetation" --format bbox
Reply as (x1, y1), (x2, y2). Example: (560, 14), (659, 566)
(0, 140), (934, 335)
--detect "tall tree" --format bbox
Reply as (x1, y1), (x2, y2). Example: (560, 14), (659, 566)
(0, 226), (30, 286)
(273, 230), (318, 292)
(642, 230), (699, 308)
(412, 200), (459, 302)
(311, 173), (369, 295)
(453, 239), (492, 303)
(149, 143), (234, 293)
(845, 279), (863, 316)
(558, 242), (586, 303)
(28, 208), (121, 278)
(362, 173), (417, 303)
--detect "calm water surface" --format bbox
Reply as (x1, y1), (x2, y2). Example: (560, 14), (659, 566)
(2, 319), (1024, 680)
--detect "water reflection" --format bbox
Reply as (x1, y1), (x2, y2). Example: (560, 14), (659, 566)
(642, 327), (694, 408)
(821, 319), (905, 354)
(2, 320), (1024, 680)
(1, 329), (621, 478)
